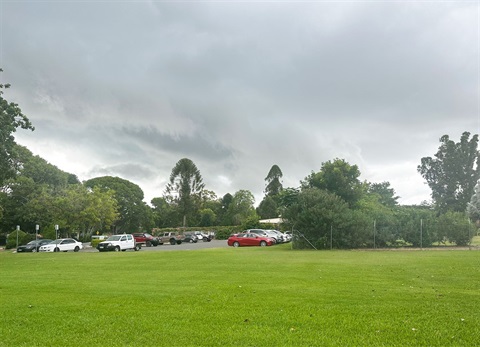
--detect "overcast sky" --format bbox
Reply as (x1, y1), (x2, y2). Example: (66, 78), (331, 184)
(1, 1), (478, 206)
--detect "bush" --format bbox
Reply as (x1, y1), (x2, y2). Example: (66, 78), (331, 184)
(6, 230), (34, 249)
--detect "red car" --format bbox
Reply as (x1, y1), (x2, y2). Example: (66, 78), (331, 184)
(227, 233), (274, 247)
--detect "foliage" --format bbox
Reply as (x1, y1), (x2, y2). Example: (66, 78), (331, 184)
(435, 211), (473, 246)
(5, 229), (33, 249)
(84, 176), (151, 233)
(264, 164), (283, 196)
(256, 195), (278, 219)
(0, 69), (35, 187)
(164, 158), (205, 226)
(418, 132), (480, 213)
(466, 181), (480, 221)
(302, 158), (365, 207)
(225, 190), (258, 225)
(198, 208), (216, 227)
(367, 181), (399, 207)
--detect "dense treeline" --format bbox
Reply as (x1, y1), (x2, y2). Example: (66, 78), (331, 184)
(1, 70), (478, 248)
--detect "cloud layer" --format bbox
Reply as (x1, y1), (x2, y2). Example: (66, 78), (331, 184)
(2, 1), (478, 205)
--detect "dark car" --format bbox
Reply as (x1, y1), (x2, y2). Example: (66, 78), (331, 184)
(184, 233), (198, 243)
(132, 233), (159, 246)
(17, 239), (53, 253)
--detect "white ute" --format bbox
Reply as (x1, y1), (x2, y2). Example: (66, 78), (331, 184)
(96, 234), (140, 252)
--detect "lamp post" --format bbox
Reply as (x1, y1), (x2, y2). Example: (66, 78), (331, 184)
(55, 224), (59, 240)
(16, 225), (20, 249)
(35, 224), (39, 243)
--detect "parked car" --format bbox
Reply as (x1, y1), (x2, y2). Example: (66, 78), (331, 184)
(97, 234), (140, 252)
(132, 233), (159, 246)
(194, 231), (212, 242)
(184, 233), (198, 243)
(227, 233), (275, 247)
(39, 238), (83, 252)
(16, 239), (53, 253)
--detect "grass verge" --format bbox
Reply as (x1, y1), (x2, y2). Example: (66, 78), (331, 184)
(1, 245), (479, 346)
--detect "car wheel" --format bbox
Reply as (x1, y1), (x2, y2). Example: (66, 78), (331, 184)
(170, 239), (176, 245)
(74, 246), (80, 252)
(233, 241), (240, 247)
(134, 245), (140, 251)
(32, 248), (37, 253)
(114, 246), (120, 252)
(146, 241), (152, 247)
(189, 239), (194, 243)
(177, 240), (182, 245)
(54, 247), (60, 252)
(260, 241), (267, 247)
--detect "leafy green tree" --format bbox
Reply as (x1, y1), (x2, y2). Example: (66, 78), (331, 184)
(54, 185), (119, 239)
(395, 206), (437, 247)
(302, 158), (364, 208)
(0, 69), (34, 187)
(264, 164), (283, 196)
(466, 181), (480, 221)
(283, 188), (353, 249)
(85, 176), (151, 233)
(151, 197), (178, 228)
(436, 211), (473, 246)
(226, 190), (257, 226)
(257, 195), (278, 219)
(418, 132), (480, 213)
(367, 181), (399, 207)
(165, 158), (205, 227)
(199, 208), (216, 227)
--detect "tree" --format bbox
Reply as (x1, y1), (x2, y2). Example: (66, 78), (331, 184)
(164, 158), (205, 227)
(367, 181), (399, 207)
(257, 195), (278, 219)
(225, 190), (257, 226)
(84, 176), (152, 233)
(0, 69), (34, 187)
(302, 158), (364, 207)
(264, 164), (283, 196)
(466, 181), (480, 221)
(418, 132), (480, 213)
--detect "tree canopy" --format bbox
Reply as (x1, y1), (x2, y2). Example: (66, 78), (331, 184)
(418, 132), (480, 213)
(0, 69), (34, 187)
(164, 158), (205, 226)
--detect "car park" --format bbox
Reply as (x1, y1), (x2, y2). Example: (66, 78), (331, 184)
(227, 233), (274, 247)
(16, 239), (53, 253)
(39, 238), (83, 252)
(97, 234), (140, 252)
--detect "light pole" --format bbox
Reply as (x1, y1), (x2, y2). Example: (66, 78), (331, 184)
(35, 224), (39, 243)
(55, 224), (59, 240)
(16, 225), (20, 249)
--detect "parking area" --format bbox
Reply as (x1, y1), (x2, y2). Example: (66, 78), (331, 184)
(83, 239), (227, 252)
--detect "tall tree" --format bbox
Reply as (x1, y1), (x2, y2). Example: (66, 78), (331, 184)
(0, 69), (34, 187)
(84, 176), (152, 232)
(264, 164), (283, 196)
(466, 181), (480, 221)
(418, 132), (480, 213)
(225, 190), (257, 226)
(164, 158), (205, 227)
(302, 158), (364, 207)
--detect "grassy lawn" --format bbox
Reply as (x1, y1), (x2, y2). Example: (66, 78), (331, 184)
(1, 245), (479, 346)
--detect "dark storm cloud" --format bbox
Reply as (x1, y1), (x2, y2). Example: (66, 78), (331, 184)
(3, 1), (478, 205)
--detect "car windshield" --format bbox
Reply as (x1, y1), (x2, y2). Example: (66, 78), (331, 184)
(107, 235), (121, 241)
(26, 241), (39, 245)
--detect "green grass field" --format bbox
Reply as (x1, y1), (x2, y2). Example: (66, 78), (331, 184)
(1, 245), (479, 346)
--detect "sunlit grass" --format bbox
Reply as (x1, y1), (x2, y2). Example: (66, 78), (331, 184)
(1, 246), (479, 346)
